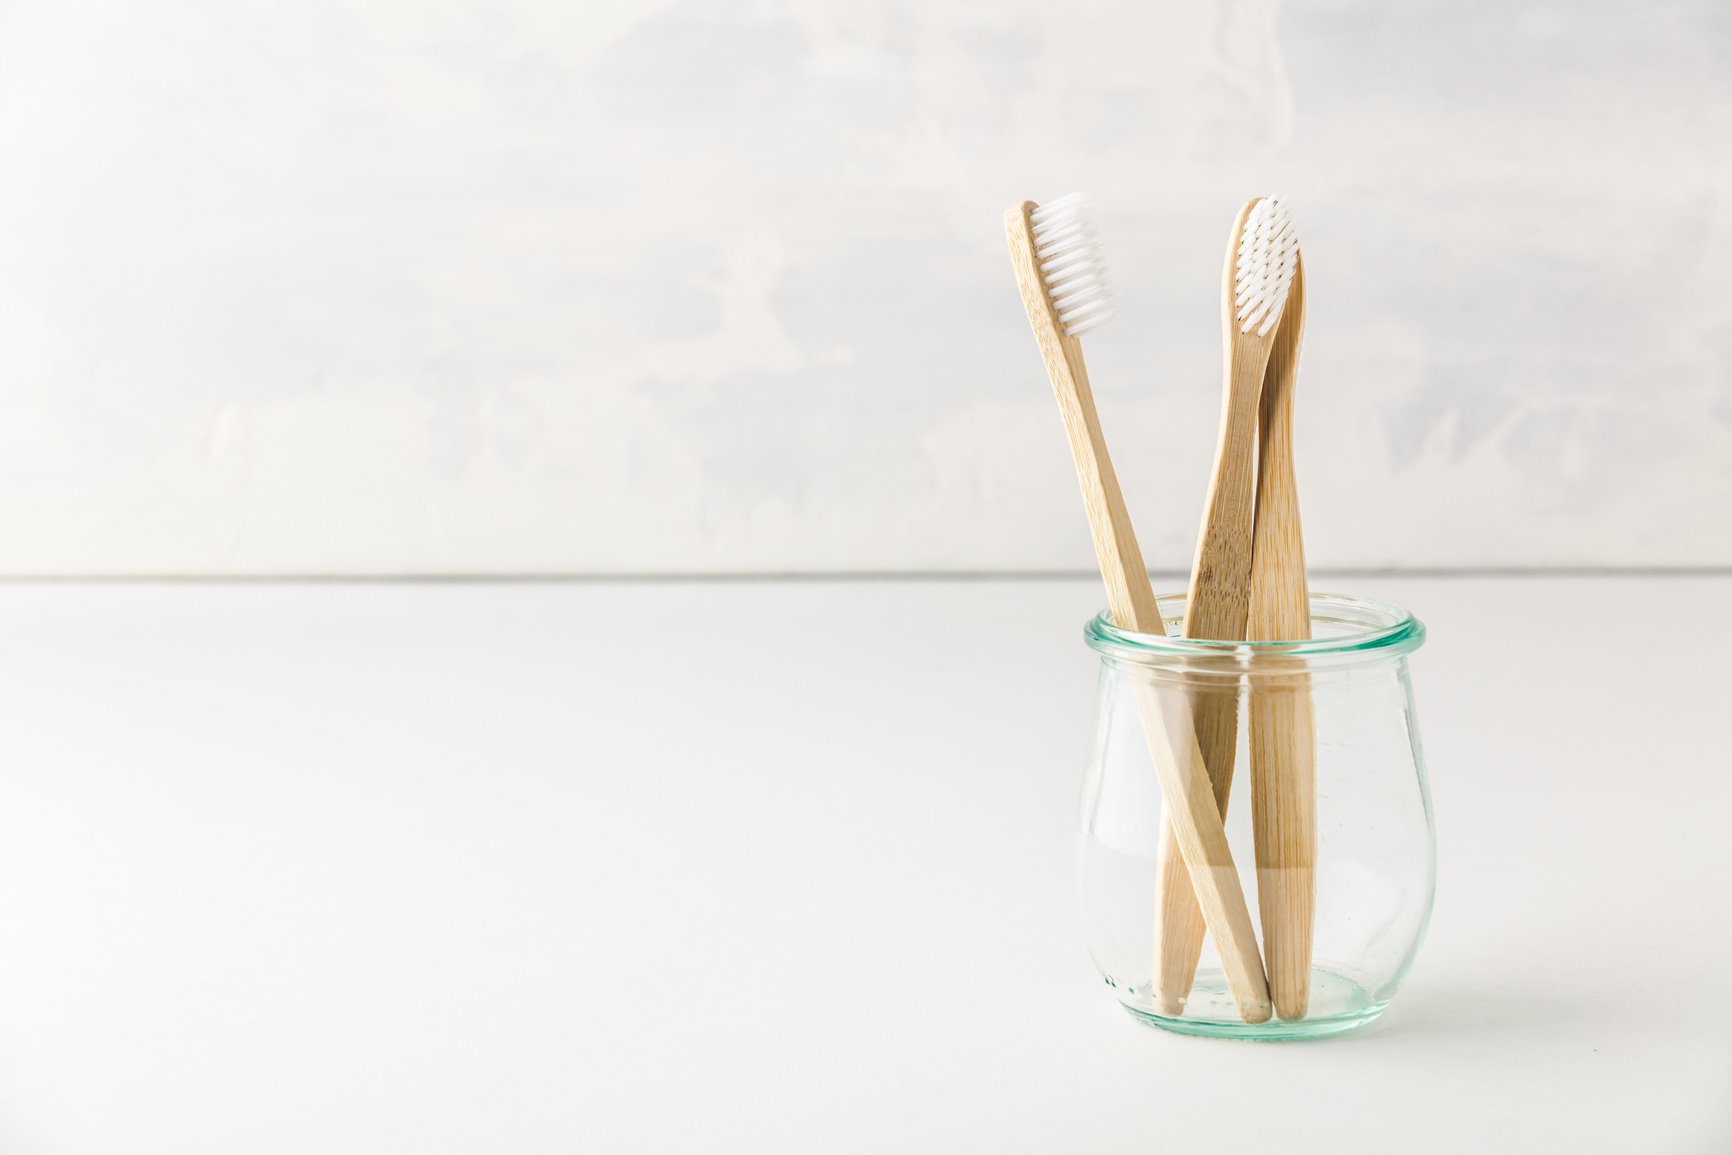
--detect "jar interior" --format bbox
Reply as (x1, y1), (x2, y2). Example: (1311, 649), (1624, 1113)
(1077, 593), (1434, 1040)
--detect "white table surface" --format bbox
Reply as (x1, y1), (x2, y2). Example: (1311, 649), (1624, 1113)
(0, 576), (1727, 1153)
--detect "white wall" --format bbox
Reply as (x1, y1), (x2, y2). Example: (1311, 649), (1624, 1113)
(1, 0), (1727, 575)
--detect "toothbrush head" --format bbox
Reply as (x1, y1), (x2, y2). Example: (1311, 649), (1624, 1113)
(1029, 193), (1116, 338)
(1233, 196), (1299, 337)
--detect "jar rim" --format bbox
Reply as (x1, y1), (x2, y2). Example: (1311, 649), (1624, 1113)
(1084, 591), (1425, 663)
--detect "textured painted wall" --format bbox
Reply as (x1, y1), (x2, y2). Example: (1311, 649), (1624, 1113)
(1, 0), (1727, 574)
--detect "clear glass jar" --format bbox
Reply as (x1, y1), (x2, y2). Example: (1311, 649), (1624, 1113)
(1078, 592), (1432, 1040)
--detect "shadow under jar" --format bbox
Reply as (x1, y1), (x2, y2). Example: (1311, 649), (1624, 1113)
(1078, 592), (1433, 1040)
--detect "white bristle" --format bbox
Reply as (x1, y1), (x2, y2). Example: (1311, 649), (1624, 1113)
(1029, 193), (1115, 338)
(1233, 196), (1299, 337)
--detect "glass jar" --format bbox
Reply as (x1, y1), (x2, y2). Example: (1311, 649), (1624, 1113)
(1077, 592), (1432, 1040)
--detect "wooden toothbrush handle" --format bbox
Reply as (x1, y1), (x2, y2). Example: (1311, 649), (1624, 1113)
(1248, 507), (1317, 1021)
(1247, 496), (1317, 1022)
(1247, 257), (1314, 1021)
(1249, 668), (1315, 1021)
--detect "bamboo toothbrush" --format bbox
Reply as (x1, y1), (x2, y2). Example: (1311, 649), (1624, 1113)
(1154, 196), (1300, 1016)
(1005, 194), (1271, 1024)
(1248, 250), (1315, 1020)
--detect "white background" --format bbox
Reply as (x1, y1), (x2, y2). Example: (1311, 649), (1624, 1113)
(2, 0), (1728, 575)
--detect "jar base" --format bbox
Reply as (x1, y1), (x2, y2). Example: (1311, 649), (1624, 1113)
(1112, 968), (1387, 1041)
